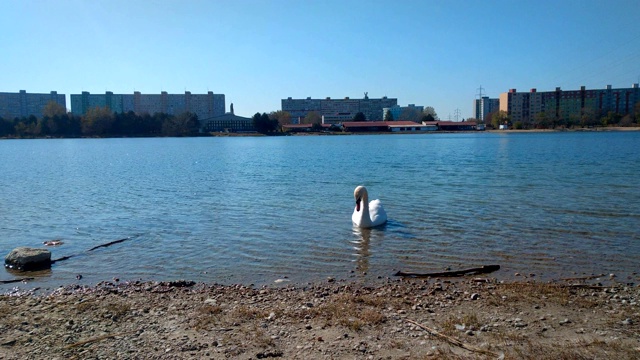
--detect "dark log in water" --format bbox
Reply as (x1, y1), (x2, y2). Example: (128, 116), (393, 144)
(51, 236), (136, 264)
(394, 265), (500, 278)
(0, 277), (35, 284)
(87, 238), (129, 252)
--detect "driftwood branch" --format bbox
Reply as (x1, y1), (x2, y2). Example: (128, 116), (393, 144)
(51, 237), (136, 265)
(88, 238), (129, 252)
(51, 255), (74, 264)
(395, 265), (500, 278)
(65, 330), (137, 349)
(407, 319), (502, 358)
(0, 277), (34, 284)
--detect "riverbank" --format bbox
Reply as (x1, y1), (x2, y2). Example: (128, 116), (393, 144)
(1, 277), (638, 359)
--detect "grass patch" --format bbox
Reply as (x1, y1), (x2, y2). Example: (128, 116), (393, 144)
(312, 293), (388, 331)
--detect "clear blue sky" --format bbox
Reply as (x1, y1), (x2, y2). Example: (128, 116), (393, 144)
(2, 0), (639, 119)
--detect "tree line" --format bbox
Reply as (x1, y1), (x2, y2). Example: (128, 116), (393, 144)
(0, 102), (201, 138)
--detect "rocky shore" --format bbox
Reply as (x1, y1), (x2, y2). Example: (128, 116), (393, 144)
(1, 277), (638, 359)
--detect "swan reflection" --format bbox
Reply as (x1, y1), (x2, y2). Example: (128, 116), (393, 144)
(352, 225), (386, 274)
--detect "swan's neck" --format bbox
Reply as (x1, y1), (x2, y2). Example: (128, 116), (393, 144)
(357, 193), (372, 226)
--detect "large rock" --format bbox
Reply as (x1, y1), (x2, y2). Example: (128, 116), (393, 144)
(5, 247), (52, 271)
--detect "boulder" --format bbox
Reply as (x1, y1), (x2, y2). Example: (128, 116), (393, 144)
(4, 247), (52, 271)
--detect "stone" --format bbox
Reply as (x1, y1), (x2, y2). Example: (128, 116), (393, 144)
(5, 247), (51, 271)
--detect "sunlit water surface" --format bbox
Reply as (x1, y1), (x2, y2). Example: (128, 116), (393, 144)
(1, 132), (639, 291)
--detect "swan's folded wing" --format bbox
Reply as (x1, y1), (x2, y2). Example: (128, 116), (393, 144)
(368, 199), (387, 225)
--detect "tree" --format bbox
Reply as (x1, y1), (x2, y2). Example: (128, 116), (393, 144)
(421, 114), (435, 123)
(383, 110), (394, 121)
(490, 110), (509, 129)
(252, 112), (278, 133)
(302, 111), (322, 125)
(534, 112), (550, 129)
(269, 110), (292, 126)
(43, 101), (67, 118)
(619, 114), (634, 127)
(423, 106), (438, 120)
(162, 112), (200, 136)
(311, 122), (323, 131)
(0, 117), (13, 137)
(353, 112), (366, 122)
(82, 106), (114, 136)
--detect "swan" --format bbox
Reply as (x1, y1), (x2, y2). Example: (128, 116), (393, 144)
(352, 185), (387, 228)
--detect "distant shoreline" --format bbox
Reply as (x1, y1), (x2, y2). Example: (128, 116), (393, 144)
(1, 126), (639, 140)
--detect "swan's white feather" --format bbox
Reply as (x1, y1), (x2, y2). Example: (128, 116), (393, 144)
(352, 186), (388, 228)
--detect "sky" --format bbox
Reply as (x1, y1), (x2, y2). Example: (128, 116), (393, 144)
(1, 0), (639, 120)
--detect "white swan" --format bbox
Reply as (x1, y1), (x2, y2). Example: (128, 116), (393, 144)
(352, 185), (387, 228)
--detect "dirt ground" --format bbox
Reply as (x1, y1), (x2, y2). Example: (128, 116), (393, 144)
(1, 276), (639, 359)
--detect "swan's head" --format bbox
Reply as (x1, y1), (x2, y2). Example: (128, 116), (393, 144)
(354, 186), (368, 212)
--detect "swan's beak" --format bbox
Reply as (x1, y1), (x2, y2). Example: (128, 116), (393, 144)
(355, 198), (361, 212)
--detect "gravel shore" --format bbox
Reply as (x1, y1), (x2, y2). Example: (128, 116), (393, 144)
(1, 276), (638, 359)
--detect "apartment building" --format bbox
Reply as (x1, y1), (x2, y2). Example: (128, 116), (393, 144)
(0, 90), (66, 119)
(473, 97), (499, 122)
(499, 84), (640, 123)
(282, 94), (397, 122)
(70, 91), (225, 120)
(383, 104), (425, 121)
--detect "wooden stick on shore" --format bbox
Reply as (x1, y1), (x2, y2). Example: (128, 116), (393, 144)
(395, 265), (500, 278)
(406, 319), (502, 358)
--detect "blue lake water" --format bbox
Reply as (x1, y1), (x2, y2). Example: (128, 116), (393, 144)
(1, 131), (639, 290)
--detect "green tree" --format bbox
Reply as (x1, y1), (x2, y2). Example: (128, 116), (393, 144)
(421, 114), (435, 122)
(311, 122), (323, 131)
(353, 112), (366, 122)
(252, 112), (278, 133)
(423, 106), (438, 120)
(302, 111), (322, 125)
(491, 110), (509, 129)
(383, 110), (394, 121)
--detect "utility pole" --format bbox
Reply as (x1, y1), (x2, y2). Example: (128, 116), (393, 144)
(454, 108), (461, 122)
(476, 85), (486, 99)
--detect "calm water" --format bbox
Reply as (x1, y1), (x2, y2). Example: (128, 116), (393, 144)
(2, 132), (639, 290)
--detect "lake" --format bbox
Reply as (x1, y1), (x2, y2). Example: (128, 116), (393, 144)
(1, 131), (639, 290)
